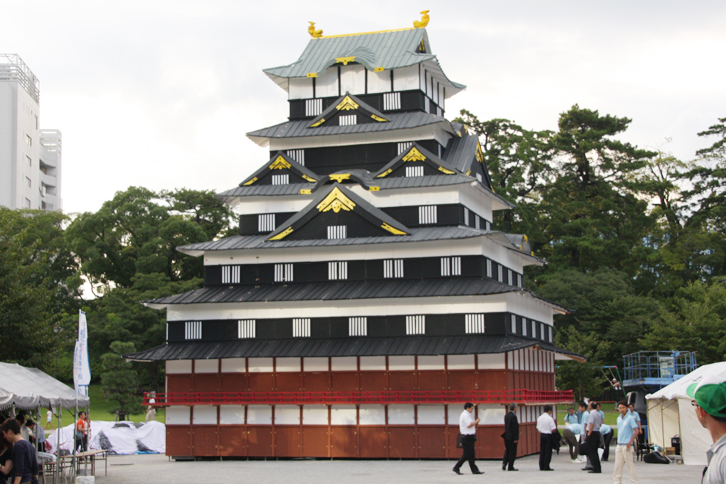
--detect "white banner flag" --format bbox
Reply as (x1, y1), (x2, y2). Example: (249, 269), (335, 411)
(74, 310), (91, 396)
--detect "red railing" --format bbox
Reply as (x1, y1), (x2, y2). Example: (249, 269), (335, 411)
(145, 389), (573, 406)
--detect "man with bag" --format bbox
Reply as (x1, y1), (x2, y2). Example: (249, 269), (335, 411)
(502, 402), (519, 471)
(613, 400), (639, 484)
(453, 402), (483, 475)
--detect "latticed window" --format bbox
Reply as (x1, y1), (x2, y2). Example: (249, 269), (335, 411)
(238, 320), (255, 339)
(293, 318), (311, 337)
(185, 321), (202, 340)
(383, 259), (404, 278)
(221, 265), (240, 284)
(406, 315), (425, 335)
(349, 317), (367, 336)
(274, 263), (293, 282)
(465, 314), (485, 334)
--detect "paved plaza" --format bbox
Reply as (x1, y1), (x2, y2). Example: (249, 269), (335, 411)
(94, 451), (699, 484)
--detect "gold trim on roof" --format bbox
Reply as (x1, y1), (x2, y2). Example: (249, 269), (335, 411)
(329, 174), (351, 183)
(382, 222), (407, 235)
(335, 56), (356, 65)
(475, 142), (484, 163)
(466, 169), (471, 176)
(243, 177), (258, 186)
(369, 186), (380, 191)
(307, 73), (318, 78)
(319, 27), (415, 39)
(402, 147), (426, 162)
(438, 166), (455, 175)
(269, 155), (292, 170)
(301, 174), (317, 183)
(310, 118), (326, 128)
(374, 67), (385, 72)
(371, 114), (388, 122)
(300, 189), (312, 195)
(316, 187), (356, 213)
(376, 168), (393, 178)
(269, 226), (293, 241)
(336, 96), (359, 111)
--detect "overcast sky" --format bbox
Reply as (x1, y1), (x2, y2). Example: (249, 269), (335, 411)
(3, 0), (725, 215)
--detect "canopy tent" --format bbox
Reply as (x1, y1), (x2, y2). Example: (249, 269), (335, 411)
(0, 362), (89, 411)
(646, 361), (726, 466)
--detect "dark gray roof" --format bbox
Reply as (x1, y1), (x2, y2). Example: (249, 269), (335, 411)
(444, 133), (480, 172)
(144, 277), (519, 306)
(265, 183), (411, 240)
(177, 226), (489, 254)
(123, 335), (585, 362)
(247, 112), (453, 145)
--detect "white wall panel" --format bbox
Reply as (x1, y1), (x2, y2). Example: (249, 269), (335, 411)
(367, 70), (391, 93)
(166, 360), (192, 374)
(275, 358), (301, 372)
(248, 358), (274, 373)
(389, 356), (415, 371)
(289, 77), (314, 100)
(302, 405), (328, 425)
(340, 65), (365, 95)
(417, 405), (445, 425)
(392, 65), (420, 91)
(331, 357), (357, 371)
(166, 406), (191, 425)
(359, 405), (385, 425)
(476, 404), (503, 425)
(193, 406), (218, 425)
(330, 405), (357, 425)
(247, 405), (272, 425)
(417, 355), (444, 370)
(360, 356), (386, 371)
(303, 357), (329, 371)
(194, 359), (218, 373)
(275, 405), (301, 424)
(316, 67), (339, 97)
(219, 405), (246, 424)
(221, 358), (246, 373)
(448, 405), (465, 425)
(387, 405), (415, 425)
(478, 353), (505, 370)
(447, 355), (475, 370)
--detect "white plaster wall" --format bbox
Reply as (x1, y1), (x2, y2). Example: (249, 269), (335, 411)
(367, 70), (391, 93)
(392, 65), (420, 92)
(288, 77), (314, 100)
(315, 67), (339, 97)
(340, 65), (365, 95)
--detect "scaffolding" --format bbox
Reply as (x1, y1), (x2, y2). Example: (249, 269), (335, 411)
(622, 351), (697, 389)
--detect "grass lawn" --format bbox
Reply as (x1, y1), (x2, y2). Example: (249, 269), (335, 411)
(39, 384), (164, 433)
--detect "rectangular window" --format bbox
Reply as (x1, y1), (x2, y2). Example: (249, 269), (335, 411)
(271, 174), (289, 185)
(523, 318), (528, 337)
(293, 318), (311, 337)
(339, 114), (357, 126)
(221, 265), (241, 284)
(465, 314), (485, 334)
(486, 259), (492, 278)
(383, 259), (404, 278)
(24, 198), (31, 208)
(328, 261), (348, 280)
(531, 320), (537, 338)
(25, 134), (32, 146)
(405, 165), (424, 177)
(238, 320), (256, 339)
(274, 263), (293, 282)
(548, 326), (553, 342)
(258, 213), (276, 232)
(508, 269), (513, 286)
(184, 321), (202, 340)
(406, 315), (425, 335)
(286, 149), (305, 166)
(476, 173), (483, 183)
(517, 273), (522, 288)
(25, 155), (31, 167)
(511, 315), (517, 334)
(486, 220), (491, 231)
(440, 257), (461, 276)
(383, 92), (401, 110)
(327, 225), (347, 239)
(26, 177), (31, 188)
(349, 317), (367, 336)
(498, 265), (503, 282)
(475, 214), (480, 229)
(398, 142), (413, 154)
(464, 207), (469, 226)
(418, 205), (437, 224)
(305, 99), (323, 117)
(540, 323), (546, 341)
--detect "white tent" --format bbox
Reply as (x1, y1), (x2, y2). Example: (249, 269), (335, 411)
(646, 361), (726, 466)
(0, 362), (89, 411)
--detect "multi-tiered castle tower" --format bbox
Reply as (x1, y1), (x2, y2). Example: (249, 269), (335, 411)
(128, 19), (583, 460)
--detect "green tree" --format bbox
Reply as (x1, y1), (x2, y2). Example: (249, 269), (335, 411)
(101, 341), (145, 418)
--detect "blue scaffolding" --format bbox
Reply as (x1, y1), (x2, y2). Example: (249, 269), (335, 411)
(622, 351), (697, 389)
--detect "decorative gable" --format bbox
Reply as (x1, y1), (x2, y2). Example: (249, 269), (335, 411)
(308, 93), (389, 128)
(240, 152), (320, 186)
(267, 184), (410, 241)
(373, 143), (459, 179)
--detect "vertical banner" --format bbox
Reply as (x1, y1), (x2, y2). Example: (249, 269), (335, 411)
(74, 310), (91, 396)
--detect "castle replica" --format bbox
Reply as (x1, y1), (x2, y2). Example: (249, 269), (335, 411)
(127, 14), (583, 460)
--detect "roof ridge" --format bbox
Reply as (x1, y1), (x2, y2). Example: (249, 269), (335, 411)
(317, 27), (419, 39)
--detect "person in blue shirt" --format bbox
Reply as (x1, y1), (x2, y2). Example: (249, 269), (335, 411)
(578, 401), (590, 426)
(614, 400), (639, 484)
(564, 407), (578, 425)
(600, 423), (613, 461)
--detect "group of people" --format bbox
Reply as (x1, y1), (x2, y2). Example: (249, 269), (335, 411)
(0, 417), (40, 484)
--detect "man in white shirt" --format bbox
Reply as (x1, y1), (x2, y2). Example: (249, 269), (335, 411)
(537, 405), (557, 471)
(453, 402), (483, 475)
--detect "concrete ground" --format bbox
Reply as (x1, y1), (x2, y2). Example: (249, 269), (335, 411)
(91, 451), (698, 484)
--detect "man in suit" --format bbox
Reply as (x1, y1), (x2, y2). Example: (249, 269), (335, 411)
(502, 402), (519, 471)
